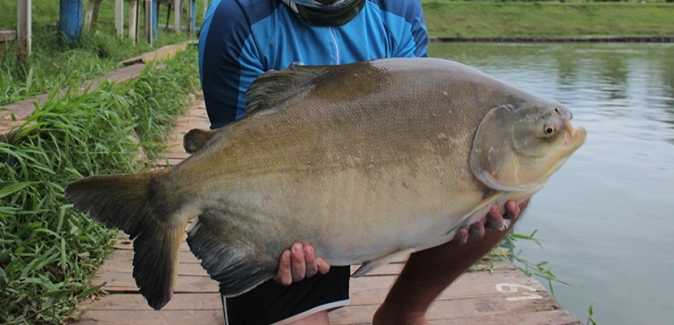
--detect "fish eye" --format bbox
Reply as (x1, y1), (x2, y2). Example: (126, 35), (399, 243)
(544, 124), (555, 135)
(554, 107), (562, 116)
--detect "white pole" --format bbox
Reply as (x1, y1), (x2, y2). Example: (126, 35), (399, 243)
(203, 0), (208, 19)
(128, 0), (138, 44)
(115, 0), (124, 37)
(17, 0), (31, 59)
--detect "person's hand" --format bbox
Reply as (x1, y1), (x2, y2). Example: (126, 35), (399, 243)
(453, 199), (530, 245)
(273, 242), (330, 285)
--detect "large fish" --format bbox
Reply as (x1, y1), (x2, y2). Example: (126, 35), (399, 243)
(65, 57), (586, 310)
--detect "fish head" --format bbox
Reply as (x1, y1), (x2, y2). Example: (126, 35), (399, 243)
(470, 101), (586, 192)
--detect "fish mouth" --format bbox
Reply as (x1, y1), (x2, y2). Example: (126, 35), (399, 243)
(562, 121), (587, 156)
(541, 120), (586, 180)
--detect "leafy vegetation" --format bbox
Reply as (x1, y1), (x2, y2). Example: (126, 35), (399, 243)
(471, 230), (568, 295)
(0, 48), (199, 324)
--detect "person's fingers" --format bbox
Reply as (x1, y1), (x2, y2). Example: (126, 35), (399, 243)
(454, 228), (469, 245)
(503, 200), (521, 220)
(274, 250), (292, 285)
(303, 245), (318, 278)
(469, 218), (485, 238)
(290, 243), (306, 282)
(484, 203), (505, 230)
(317, 258), (330, 275)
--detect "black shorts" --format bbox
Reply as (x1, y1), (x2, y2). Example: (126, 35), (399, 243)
(222, 266), (350, 325)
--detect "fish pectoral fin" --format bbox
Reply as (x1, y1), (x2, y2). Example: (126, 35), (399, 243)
(186, 213), (277, 297)
(183, 128), (219, 153)
(351, 248), (414, 278)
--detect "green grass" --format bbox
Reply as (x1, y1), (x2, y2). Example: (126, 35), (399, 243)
(0, 0), (204, 106)
(422, 1), (674, 36)
(0, 47), (199, 324)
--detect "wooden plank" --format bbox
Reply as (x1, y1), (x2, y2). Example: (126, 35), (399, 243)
(76, 63), (148, 98)
(121, 42), (193, 66)
(329, 295), (563, 324)
(153, 158), (185, 167)
(77, 309), (224, 325)
(349, 262), (404, 277)
(112, 238), (192, 252)
(0, 30), (17, 42)
(163, 151), (190, 159)
(348, 262), (518, 293)
(2, 93), (50, 121)
(94, 271), (218, 293)
(1, 64), (146, 141)
(83, 293), (221, 311)
(165, 145), (189, 154)
(175, 113), (205, 127)
(105, 249), (201, 265)
(98, 257), (208, 277)
(0, 120), (34, 143)
(427, 310), (582, 325)
(173, 116), (210, 126)
(347, 265), (546, 306)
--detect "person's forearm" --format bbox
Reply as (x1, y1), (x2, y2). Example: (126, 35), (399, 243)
(373, 200), (529, 325)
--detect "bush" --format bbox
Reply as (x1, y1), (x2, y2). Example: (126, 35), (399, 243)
(0, 47), (199, 324)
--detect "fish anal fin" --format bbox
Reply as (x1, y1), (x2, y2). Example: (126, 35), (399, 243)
(186, 212), (277, 297)
(351, 248), (414, 278)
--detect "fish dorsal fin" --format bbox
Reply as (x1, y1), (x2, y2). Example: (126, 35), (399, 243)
(245, 65), (329, 115)
(351, 248), (414, 278)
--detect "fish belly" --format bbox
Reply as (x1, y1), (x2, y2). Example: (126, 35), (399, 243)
(205, 161), (490, 268)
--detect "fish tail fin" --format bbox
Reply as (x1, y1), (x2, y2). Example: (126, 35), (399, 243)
(65, 171), (185, 310)
(187, 212), (276, 297)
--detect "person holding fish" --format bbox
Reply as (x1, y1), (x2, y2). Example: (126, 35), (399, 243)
(197, 0), (530, 324)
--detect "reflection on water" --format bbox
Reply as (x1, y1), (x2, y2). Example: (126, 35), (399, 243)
(429, 43), (674, 325)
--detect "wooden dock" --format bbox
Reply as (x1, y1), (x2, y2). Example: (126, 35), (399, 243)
(73, 98), (582, 325)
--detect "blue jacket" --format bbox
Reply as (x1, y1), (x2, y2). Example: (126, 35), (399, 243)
(199, 0), (428, 129)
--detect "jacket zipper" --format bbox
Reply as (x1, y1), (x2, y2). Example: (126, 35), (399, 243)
(329, 27), (340, 64)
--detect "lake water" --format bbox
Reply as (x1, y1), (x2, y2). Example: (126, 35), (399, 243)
(429, 43), (674, 325)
